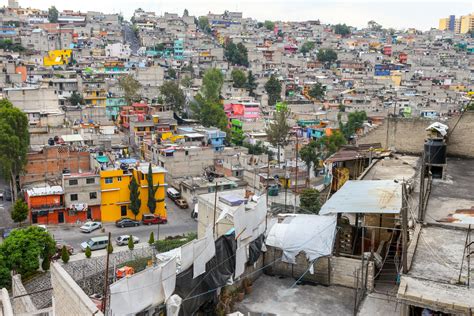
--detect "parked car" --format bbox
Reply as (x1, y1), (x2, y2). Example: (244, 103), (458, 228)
(166, 187), (181, 201)
(116, 235), (140, 246)
(81, 236), (109, 251)
(174, 198), (189, 209)
(115, 217), (140, 228)
(80, 221), (102, 233)
(142, 213), (167, 225)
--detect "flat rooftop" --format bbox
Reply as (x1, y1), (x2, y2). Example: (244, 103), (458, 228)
(363, 155), (419, 181)
(234, 274), (353, 315)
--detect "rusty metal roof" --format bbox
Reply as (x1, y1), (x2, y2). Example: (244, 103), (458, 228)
(319, 180), (402, 215)
(437, 207), (474, 225)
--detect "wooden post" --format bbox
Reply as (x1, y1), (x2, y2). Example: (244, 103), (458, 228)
(266, 154), (270, 208)
(360, 219), (365, 290)
(418, 153), (425, 222)
(102, 232), (111, 313)
(294, 132), (299, 213)
(212, 182), (218, 238)
(402, 182), (408, 274)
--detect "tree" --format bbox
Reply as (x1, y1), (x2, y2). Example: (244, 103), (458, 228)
(264, 20), (275, 31)
(333, 23), (351, 36)
(147, 163), (160, 215)
(129, 176), (141, 219)
(168, 68), (177, 79)
(0, 254), (10, 288)
(128, 235), (135, 250)
(317, 49), (338, 64)
(68, 91), (83, 106)
(0, 99), (29, 201)
(107, 242), (114, 254)
(159, 81), (185, 113)
(11, 199), (28, 226)
(41, 256), (50, 271)
(148, 232), (155, 245)
(201, 68), (224, 102)
(181, 76), (193, 88)
(119, 74), (141, 105)
(246, 71), (257, 96)
(299, 141), (320, 183)
(183, 9), (189, 17)
(224, 41), (249, 67)
(264, 75), (282, 106)
(85, 246), (92, 258)
(61, 245), (70, 263)
(315, 131), (347, 158)
(300, 41), (315, 55)
(244, 141), (267, 155)
(368, 20), (382, 31)
(231, 128), (245, 146)
(308, 82), (326, 100)
(265, 106), (291, 165)
(198, 17), (211, 33)
(299, 188), (321, 214)
(48, 6), (58, 23)
(231, 69), (247, 88)
(0, 39), (25, 52)
(339, 111), (367, 140)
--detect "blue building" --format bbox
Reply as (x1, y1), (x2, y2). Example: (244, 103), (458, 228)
(449, 15), (456, 31)
(106, 97), (127, 120)
(306, 127), (325, 140)
(174, 39), (184, 60)
(195, 127), (226, 151)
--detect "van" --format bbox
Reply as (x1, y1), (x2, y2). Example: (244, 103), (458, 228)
(191, 204), (198, 220)
(81, 236), (109, 251)
(166, 187), (181, 201)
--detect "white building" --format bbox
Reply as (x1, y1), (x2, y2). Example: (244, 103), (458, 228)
(105, 43), (132, 60)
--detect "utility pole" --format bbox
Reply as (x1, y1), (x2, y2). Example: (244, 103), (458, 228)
(402, 181), (408, 274)
(102, 232), (111, 313)
(294, 131), (299, 213)
(212, 182), (218, 238)
(266, 154), (270, 208)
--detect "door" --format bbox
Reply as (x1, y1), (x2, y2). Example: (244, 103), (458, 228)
(58, 211), (65, 224)
(32, 212), (38, 224)
(87, 207), (92, 220)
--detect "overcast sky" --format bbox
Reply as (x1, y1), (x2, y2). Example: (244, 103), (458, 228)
(10, 0), (474, 30)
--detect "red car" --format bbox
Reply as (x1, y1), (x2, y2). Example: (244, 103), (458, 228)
(141, 213), (167, 225)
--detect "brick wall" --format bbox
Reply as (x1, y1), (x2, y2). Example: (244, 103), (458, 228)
(50, 263), (103, 316)
(264, 246), (374, 290)
(358, 112), (474, 158)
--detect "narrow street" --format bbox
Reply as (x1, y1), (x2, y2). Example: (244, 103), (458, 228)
(122, 22), (140, 54)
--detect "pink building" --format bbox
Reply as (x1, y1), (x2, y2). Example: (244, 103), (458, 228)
(224, 101), (261, 120)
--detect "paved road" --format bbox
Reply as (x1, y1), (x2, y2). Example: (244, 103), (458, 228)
(0, 177), (13, 231)
(123, 22), (140, 54)
(49, 197), (197, 253)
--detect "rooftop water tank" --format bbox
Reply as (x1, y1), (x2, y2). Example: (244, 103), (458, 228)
(424, 139), (447, 165)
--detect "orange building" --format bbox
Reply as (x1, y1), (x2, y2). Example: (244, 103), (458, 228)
(25, 186), (65, 225)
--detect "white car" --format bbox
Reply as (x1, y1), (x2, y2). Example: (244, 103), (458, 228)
(116, 235), (140, 246)
(80, 221), (102, 233)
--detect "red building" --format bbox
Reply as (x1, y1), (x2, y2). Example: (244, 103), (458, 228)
(399, 52), (408, 64)
(383, 45), (392, 56)
(25, 186), (65, 225)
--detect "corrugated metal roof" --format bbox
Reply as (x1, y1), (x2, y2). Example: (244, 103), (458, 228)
(26, 186), (64, 197)
(319, 180), (402, 215)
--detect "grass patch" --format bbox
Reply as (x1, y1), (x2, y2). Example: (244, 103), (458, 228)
(118, 256), (152, 273)
(155, 232), (197, 252)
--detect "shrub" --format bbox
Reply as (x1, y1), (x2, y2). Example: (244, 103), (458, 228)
(128, 235), (135, 250)
(85, 246), (91, 258)
(148, 232), (155, 245)
(61, 246), (70, 263)
(41, 257), (50, 271)
(107, 242), (113, 254)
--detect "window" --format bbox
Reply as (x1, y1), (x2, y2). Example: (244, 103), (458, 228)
(105, 177), (113, 184)
(69, 179), (78, 185)
(121, 205), (127, 216)
(117, 176), (122, 182)
(89, 192), (97, 199)
(70, 194), (78, 201)
(86, 178), (95, 184)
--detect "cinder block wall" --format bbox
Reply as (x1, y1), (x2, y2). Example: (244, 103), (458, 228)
(358, 112), (474, 158)
(264, 246), (374, 290)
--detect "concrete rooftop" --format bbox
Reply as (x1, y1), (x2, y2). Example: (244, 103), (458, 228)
(363, 155), (419, 181)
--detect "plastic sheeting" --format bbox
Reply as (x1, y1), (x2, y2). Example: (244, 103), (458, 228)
(426, 122), (448, 137)
(193, 228), (216, 279)
(162, 257), (177, 300)
(174, 233), (237, 316)
(234, 197), (267, 247)
(266, 214), (337, 264)
(166, 294), (182, 316)
(234, 246), (247, 279)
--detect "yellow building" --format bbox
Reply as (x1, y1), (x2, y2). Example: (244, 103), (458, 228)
(100, 164), (167, 222)
(439, 18), (448, 31)
(43, 49), (72, 66)
(460, 14), (474, 34)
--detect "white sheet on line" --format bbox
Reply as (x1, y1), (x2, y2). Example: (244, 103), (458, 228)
(193, 227), (216, 279)
(180, 240), (194, 272)
(234, 245), (247, 279)
(234, 198), (267, 245)
(109, 264), (164, 315)
(162, 257), (177, 300)
(166, 294), (182, 316)
(265, 214), (337, 264)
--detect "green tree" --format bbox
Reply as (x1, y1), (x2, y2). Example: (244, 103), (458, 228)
(339, 111), (367, 140)
(299, 188), (321, 214)
(333, 23), (351, 36)
(265, 106), (291, 165)
(107, 242), (114, 254)
(231, 69), (247, 88)
(264, 75), (282, 106)
(128, 235), (135, 250)
(147, 163), (161, 215)
(244, 141), (267, 155)
(299, 141), (320, 182)
(368, 20), (382, 31)
(168, 68), (177, 79)
(61, 245), (70, 263)
(246, 71), (257, 97)
(317, 49), (338, 64)
(198, 16), (211, 33)
(11, 199), (28, 226)
(300, 41), (315, 55)
(181, 76), (193, 88)
(85, 246), (91, 258)
(231, 128), (245, 146)
(315, 131), (347, 158)
(0, 254), (10, 288)
(224, 41), (249, 67)
(0, 39), (25, 52)
(183, 9), (189, 17)
(68, 91), (83, 106)
(48, 6), (59, 23)
(308, 82), (326, 100)
(201, 68), (224, 102)
(129, 176), (141, 219)
(41, 256), (50, 271)
(0, 99), (29, 201)
(119, 74), (141, 105)
(159, 81), (185, 113)
(264, 20), (275, 31)
(148, 231), (155, 245)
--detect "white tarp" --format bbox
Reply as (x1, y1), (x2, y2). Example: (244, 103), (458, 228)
(234, 245), (247, 279)
(193, 227), (216, 279)
(166, 294), (182, 316)
(162, 257), (177, 300)
(426, 122), (448, 137)
(234, 197), (267, 246)
(266, 214), (337, 264)
(109, 264), (164, 315)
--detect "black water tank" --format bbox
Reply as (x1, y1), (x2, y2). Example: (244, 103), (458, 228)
(48, 138), (55, 146)
(424, 139), (447, 164)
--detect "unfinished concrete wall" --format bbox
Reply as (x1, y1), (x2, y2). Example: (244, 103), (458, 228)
(264, 247), (374, 291)
(0, 288), (14, 316)
(11, 274), (37, 314)
(358, 112), (474, 158)
(50, 263), (103, 316)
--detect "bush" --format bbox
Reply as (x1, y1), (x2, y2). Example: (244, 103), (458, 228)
(148, 232), (155, 245)
(85, 246), (91, 258)
(61, 246), (70, 263)
(41, 257), (50, 271)
(128, 235), (135, 250)
(155, 232), (197, 252)
(107, 242), (114, 254)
